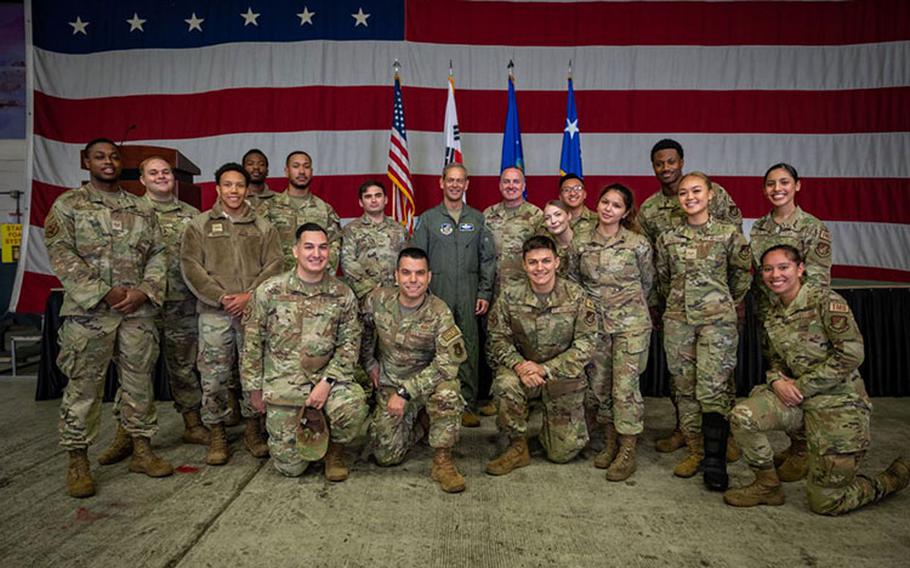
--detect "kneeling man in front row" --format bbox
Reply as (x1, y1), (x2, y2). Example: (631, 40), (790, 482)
(241, 222), (368, 480)
(486, 235), (598, 474)
(361, 247), (468, 493)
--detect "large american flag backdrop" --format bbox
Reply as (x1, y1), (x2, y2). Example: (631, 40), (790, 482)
(12, 0), (910, 312)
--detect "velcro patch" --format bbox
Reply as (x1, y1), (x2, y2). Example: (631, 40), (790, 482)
(829, 301), (849, 314)
(440, 325), (461, 345)
(738, 244), (751, 261)
(815, 241), (832, 258)
(44, 214), (60, 240)
(829, 314), (849, 333)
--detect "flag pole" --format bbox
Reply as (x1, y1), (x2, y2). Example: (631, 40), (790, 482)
(392, 59), (401, 223)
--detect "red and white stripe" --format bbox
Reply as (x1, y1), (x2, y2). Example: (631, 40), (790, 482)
(14, 0), (910, 312)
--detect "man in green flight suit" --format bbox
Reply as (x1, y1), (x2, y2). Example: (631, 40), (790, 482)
(410, 163), (496, 428)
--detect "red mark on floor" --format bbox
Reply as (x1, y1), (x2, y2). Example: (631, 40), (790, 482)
(75, 507), (108, 523)
(175, 464), (200, 474)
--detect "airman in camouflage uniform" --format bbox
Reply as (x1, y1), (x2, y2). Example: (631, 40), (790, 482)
(559, 174), (597, 237)
(639, 139), (744, 455)
(256, 151), (342, 271)
(484, 167), (544, 286)
(656, 172), (751, 489)
(242, 148), (276, 209)
(340, 180), (409, 301)
(47, 139), (171, 497)
(749, 163), (832, 338)
(639, 183), (742, 246)
(724, 246), (908, 513)
(749, 164), (833, 481)
(241, 223), (368, 480)
(485, 236), (598, 475)
(750, 208), (831, 315)
(135, 157), (208, 447)
(341, 180), (409, 394)
(540, 200), (580, 280)
(361, 247), (468, 493)
(749, 207), (831, 306)
(576, 219), (654, 480)
(181, 163), (284, 465)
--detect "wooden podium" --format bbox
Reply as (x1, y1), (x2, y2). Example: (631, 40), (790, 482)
(80, 145), (203, 210)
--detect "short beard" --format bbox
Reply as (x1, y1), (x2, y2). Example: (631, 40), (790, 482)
(289, 178), (311, 191)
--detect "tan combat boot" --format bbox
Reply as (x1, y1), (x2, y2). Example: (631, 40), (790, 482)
(98, 424), (133, 465)
(656, 429), (686, 453)
(243, 416), (269, 458)
(726, 436), (741, 463)
(606, 435), (637, 482)
(225, 388), (242, 427)
(774, 438), (809, 482)
(206, 423), (230, 466)
(872, 457), (910, 501)
(486, 437), (530, 476)
(723, 467), (785, 507)
(324, 442), (349, 482)
(478, 400), (498, 417)
(673, 432), (704, 478)
(129, 437), (174, 477)
(594, 423), (619, 469)
(181, 410), (211, 445)
(66, 449), (95, 498)
(461, 411), (481, 428)
(432, 448), (466, 493)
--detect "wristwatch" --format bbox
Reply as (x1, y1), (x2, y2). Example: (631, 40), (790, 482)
(322, 376), (337, 387)
(396, 386), (411, 401)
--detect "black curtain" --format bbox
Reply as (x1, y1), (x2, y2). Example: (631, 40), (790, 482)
(36, 291), (173, 401)
(640, 288), (910, 398)
(37, 288), (909, 401)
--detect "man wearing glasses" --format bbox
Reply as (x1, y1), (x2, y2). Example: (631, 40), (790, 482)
(558, 174), (597, 237)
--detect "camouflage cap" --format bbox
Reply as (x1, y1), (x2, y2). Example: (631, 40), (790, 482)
(296, 406), (329, 461)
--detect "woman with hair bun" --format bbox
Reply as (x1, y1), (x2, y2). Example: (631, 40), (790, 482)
(655, 172), (752, 491)
(575, 184), (653, 481)
(748, 163), (833, 482)
(725, 245), (908, 514)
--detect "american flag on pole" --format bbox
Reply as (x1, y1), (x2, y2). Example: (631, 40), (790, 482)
(387, 66), (416, 233)
(443, 65), (463, 166)
(12, 0), (910, 312)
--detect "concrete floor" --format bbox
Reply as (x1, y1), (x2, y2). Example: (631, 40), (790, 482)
(0, 377), (907, 568)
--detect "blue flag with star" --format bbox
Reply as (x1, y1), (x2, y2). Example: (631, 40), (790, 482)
(559, 77), (583, 178)
(500, 74), (525, 175)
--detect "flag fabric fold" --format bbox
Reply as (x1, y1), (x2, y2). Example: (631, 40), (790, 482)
(387, 73), (416, 233)
(443, 71), (463, 166)
(500, 72), (525, 174)
(559, 77), (583, 178)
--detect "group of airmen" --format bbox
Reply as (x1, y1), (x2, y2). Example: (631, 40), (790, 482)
(46, 136), (908, 516)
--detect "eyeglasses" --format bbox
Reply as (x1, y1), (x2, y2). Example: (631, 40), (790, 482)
(561, 185), (584, 194)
